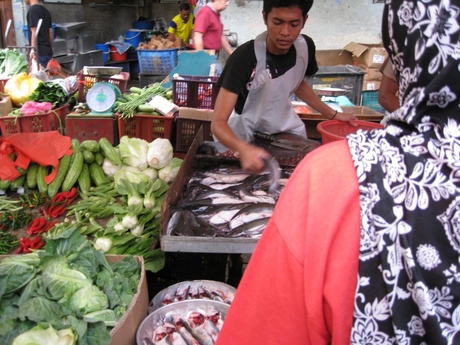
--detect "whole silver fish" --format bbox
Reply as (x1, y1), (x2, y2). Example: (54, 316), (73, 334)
(227, 217), (271, 238)
(229, 203), (275, 230)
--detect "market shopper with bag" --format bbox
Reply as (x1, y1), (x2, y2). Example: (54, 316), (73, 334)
(215, 0), (460, 343)
(24, 0), (54, 69)
(211, 0), (356, 173)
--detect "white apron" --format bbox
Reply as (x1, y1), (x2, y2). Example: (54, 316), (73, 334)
(227, 31), (309, 142)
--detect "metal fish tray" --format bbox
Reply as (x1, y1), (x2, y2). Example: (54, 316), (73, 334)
(136, 300), (230, 345)
(149, 280), (236, 313)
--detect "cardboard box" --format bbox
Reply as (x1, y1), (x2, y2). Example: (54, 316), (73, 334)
(363, 80), (382, 91)
(0, 96), (12, 115)
(178, 107), (214, 120)
(0, 254), (148, 345)
(315, 49), (354, 66)
(344, 42), (387, 68)
(108, 255), (148, 345)
(361, 66), (383, 81)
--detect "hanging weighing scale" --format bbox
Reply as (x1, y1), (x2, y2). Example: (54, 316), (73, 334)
(86, 82), (121, 116)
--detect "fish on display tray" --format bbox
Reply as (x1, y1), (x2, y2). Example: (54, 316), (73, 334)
(166, 165), (293, 238)
(149, 280), (236, 313)
(137, 300), (229, 345)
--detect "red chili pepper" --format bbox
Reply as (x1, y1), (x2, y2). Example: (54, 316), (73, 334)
(27, 217), (48, 235)
(16, 235), (45, 253)
(50, 204), (67, 218)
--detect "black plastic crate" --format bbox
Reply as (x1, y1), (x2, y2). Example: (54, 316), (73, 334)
(306, 65), (366, 105)
(175, 118), (213, 153)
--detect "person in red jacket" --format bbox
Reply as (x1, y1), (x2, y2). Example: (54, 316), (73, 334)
(215, 0), (460, 344)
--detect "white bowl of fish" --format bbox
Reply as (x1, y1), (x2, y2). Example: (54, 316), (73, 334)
(137, 299), (230, 345)
(148, 280), (236, 313)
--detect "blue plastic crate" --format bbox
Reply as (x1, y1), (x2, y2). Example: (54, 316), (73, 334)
(362, 90), (386, 113)
(137, 48), (179, 75)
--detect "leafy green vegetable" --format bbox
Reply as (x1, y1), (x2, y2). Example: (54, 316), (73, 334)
(0, 228), (141, 345)
(12, 325), (76, 345)
(29, 81), (68, 108)
(0, 49), (29, 77)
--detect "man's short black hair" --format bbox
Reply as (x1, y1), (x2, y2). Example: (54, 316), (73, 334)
(180, 3), (191, 11)
(263, 0), (314, 17)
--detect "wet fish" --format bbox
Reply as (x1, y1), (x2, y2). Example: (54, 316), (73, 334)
(169, 314), (200, 345)
(202, 320), (220, 342)
(164, 323), (188, 345)
(227, 217), (271, 238)
(200, 171), (251, 186)
(167, 211), (218, 237)
(238, 189), (276, 204)
(229, 203), (275, 230)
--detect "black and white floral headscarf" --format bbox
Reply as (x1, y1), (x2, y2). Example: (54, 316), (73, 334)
(349, 0), (460, 343)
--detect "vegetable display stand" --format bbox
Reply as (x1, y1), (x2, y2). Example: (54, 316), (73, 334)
(0, 104), (69, 136)
(173, 75), (220, 109)
(77, 71), (130, 102)
(65, 114), (119, 145)
(117, 113), (175, 143)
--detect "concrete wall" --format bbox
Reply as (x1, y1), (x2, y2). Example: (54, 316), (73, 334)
(11, 0), (385, 50)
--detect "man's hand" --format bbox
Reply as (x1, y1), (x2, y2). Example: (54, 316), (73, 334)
(238, 143), (272, 173)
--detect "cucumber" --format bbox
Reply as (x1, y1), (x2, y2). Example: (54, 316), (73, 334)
(36, 165), (49, 194)
(89, 162), (110, 187)
(78, 163), (91, 193)
(80, 140), (100, 153)
(99, 138), (121, 166)
(0, 179), (11, 191)
(130, 86), (144, 94)
(10, 174), (26, 190)
(94, 152), (105, 165)
(62, 150), (84, 192)
(137, 104), (156, 113)
(26, 164), (39, 189)
(82, 150), (95, 164)
(47, 154), (72, 198)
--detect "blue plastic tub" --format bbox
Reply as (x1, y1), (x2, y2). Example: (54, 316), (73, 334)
(132, 20), (154, 30)
(125, 30), (142, 49)
(95, 43), (110, 63)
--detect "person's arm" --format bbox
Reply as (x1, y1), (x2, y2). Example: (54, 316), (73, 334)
(295, 80), (357, 125)
(211, 88), (271, 173)
(220, 35), (233, 56)
(29, 26), (38, 60)
(378, 75), (399, 112)
(193, 31), (204, 50)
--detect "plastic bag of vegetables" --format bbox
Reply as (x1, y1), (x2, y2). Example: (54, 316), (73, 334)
(4, 72), (42, 106)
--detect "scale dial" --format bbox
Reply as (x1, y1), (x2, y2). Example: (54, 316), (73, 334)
(86, 82), (117, 113)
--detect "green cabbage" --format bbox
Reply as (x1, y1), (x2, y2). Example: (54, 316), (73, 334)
(12, 325), (76, 345)
(68, 285), (108, 315)
(118, 136), (149, 171)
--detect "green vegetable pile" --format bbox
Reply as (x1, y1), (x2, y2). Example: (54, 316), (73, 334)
(0, 227), (141, 345)
(30, 82), (68, 108)
(0, 49), (29, 78)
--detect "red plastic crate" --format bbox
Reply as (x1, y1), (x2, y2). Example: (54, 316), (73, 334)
(117, 113), (175, 143)
(0, 105), (69, 136)
(77, 71), (130, 102)
(175, 117), (213, 153)
(172, 75), (220, 109)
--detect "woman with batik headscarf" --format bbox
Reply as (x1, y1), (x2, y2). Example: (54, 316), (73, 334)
(214, 0), (460, 344)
